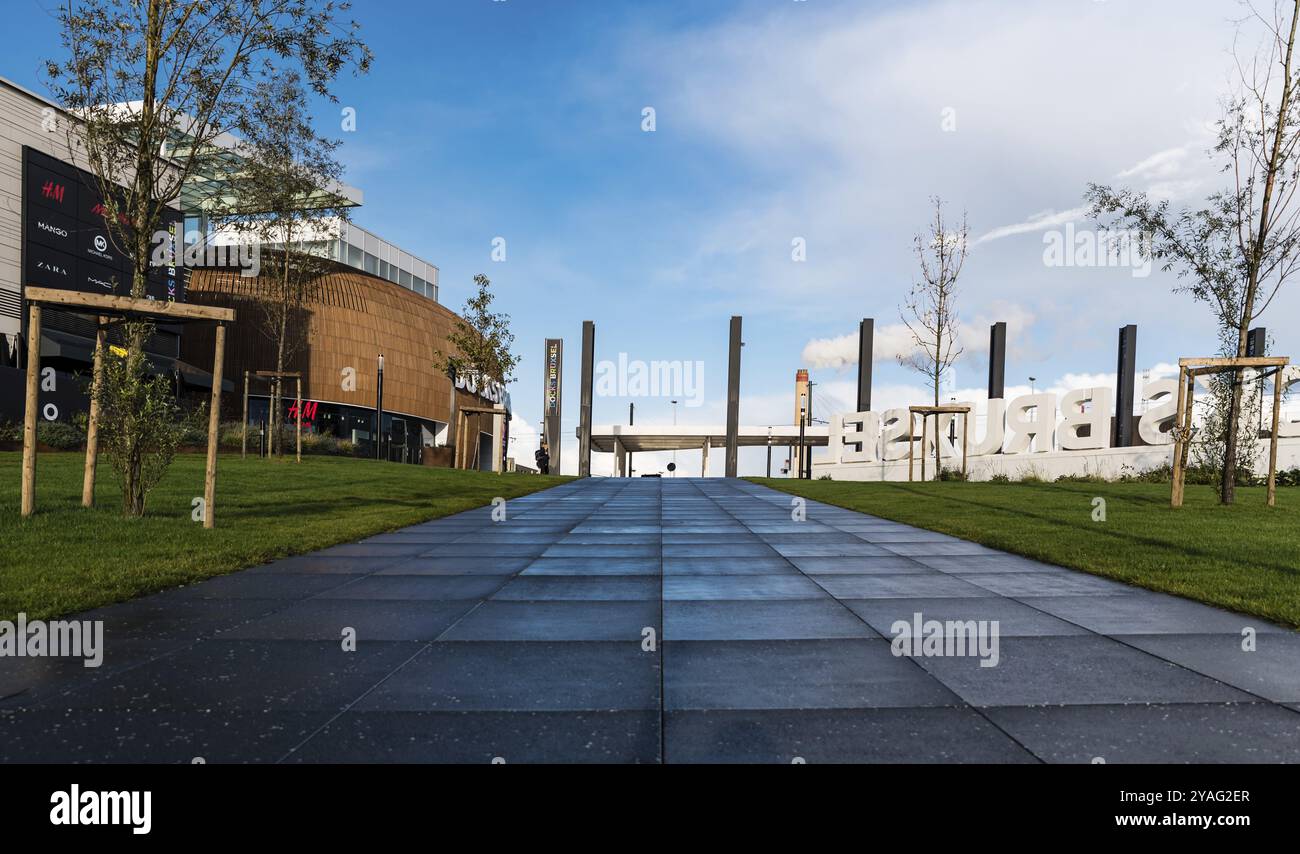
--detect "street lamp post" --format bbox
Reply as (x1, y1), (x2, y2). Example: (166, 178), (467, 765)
(671, 399), (678, 476)
(376, 353), (385, 461)
(766, 427), (773, 478)
(798, 393), (807, 480)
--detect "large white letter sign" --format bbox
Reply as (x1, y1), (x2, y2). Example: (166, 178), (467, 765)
(1137, 378), (1178, 445)
(1059, 387), (1113, 451)
(1279, 366), (1300, 438)
(965, 399), (1005, 456)
(880, 408), (913, 461)
(1004, 393), (1057, 454)
(838, 411), (881, 464)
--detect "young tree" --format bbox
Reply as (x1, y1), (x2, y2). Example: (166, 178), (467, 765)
(434, 274), (519, 466)
(900, 197), (967, 475)
(1086, 0), (1300, 504)
(213, 71), (351, 457)
(45, 0), (369, 513)
(435, 274), (520, 388)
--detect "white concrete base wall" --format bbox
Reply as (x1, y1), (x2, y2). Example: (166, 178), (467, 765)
(813, 438), (1300, 482)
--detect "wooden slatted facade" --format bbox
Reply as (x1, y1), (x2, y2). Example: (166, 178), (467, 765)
(180, 261), (497, 448)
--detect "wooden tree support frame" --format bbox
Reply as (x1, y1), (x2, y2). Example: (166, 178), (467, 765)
(453, 404), (504, 472)
(908, 405), (972, 483)
(19, 286), (236, 528)
(251, 370), (304, 463)
(1171, 355), (1291, 508)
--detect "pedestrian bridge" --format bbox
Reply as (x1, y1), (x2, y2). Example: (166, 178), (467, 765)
(589, 424), (829, 476)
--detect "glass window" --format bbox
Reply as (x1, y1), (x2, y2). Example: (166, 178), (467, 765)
(364, 252), (378, 275)
(400, 269), (412, 287)
(347, 243), (362, 268)
(413, 276), (425, 294)
(379, 260), (389, 280)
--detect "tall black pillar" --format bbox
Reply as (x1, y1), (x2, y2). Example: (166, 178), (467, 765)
(724, 316), (742, 477)
(578, 321), (595, 477)
(857, 318), (873, 412)
(987, 322), (1006, 400)
(1114, 324), (1137, 448)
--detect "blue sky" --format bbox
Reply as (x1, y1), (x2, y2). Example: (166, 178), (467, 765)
(8, 0), (1296, 474)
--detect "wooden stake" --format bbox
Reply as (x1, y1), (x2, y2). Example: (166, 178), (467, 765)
(204, 323), (226, 530)
(961, 411), (969, 479)
(1268, 366), (1283, 507)
(1171, 365), (1187, 508)
(921, 414), (929, 482)
(20, 303), (41, 518)
(81, 316), (107, 508)
(908, 411), (915, 482)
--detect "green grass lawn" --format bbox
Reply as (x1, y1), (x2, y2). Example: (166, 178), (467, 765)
(751, 477), (1300, 629)
(0, 451), (568, 621)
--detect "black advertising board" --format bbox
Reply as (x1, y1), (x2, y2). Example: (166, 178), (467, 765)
(22, 146), (185, 304)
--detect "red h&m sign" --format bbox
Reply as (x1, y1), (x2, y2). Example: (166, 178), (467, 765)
(287, 400), (319, 425)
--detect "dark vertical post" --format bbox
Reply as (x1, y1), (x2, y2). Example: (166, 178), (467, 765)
(1114, 325), (1137, 447)
(1247, 327), (1267, 357)
(857, 318), (873, 412)
(376, 353), (385, 460)
(725, 315), (742, 477)
(798, 408), (807, 480)
(543, 339), (563, 475)
(628, 401), (634, 476)
(987, 322), (1006, 400)
(578, 321), (594, 477)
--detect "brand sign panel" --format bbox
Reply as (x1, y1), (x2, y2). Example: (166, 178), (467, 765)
(22, 147), (185, 303)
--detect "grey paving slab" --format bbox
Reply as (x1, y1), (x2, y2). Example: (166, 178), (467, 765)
(374, 556), (533, 576)
(663, 639), (962, 710)
(288, 710), (661, 763)
(220, 600), (473, 642)
(355, 642), (660, 712)
(521, 557), (662, 576)
(910, 635), (1255, 707)
(984, 703), (1300, 763)
(0, 708), (328, 763)
(842, 597), (1093, 638)
(663, 574), (827, 601)
(441, 601), (659, 641)
(316, 575), (504, 601)
(1116, 632), (1300, 703)
(664, 599), (878, 641)
(4, 475), (1296, 764)
(492, 576), (660, 601)
(662, 556), (795, 575)
(664, 708), (1038, 763)
(811, 573), (993, 600)
(1022, 592), (1290, 636)
(783, 555), (931, 575)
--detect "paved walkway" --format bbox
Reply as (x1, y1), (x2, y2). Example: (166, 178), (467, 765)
(2, 478), (1298, 763)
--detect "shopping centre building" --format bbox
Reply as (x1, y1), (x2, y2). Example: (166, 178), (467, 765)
(0, 75), (509, 469)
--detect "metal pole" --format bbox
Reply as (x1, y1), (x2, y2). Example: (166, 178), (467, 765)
(798, 407), (807, 479)
(1268, 367), (1283, 507)
(628, 401), (634, 476)
(296, 377), (302, 464)
(376, 353), (385, 461)
(241, 371), (249, 460)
